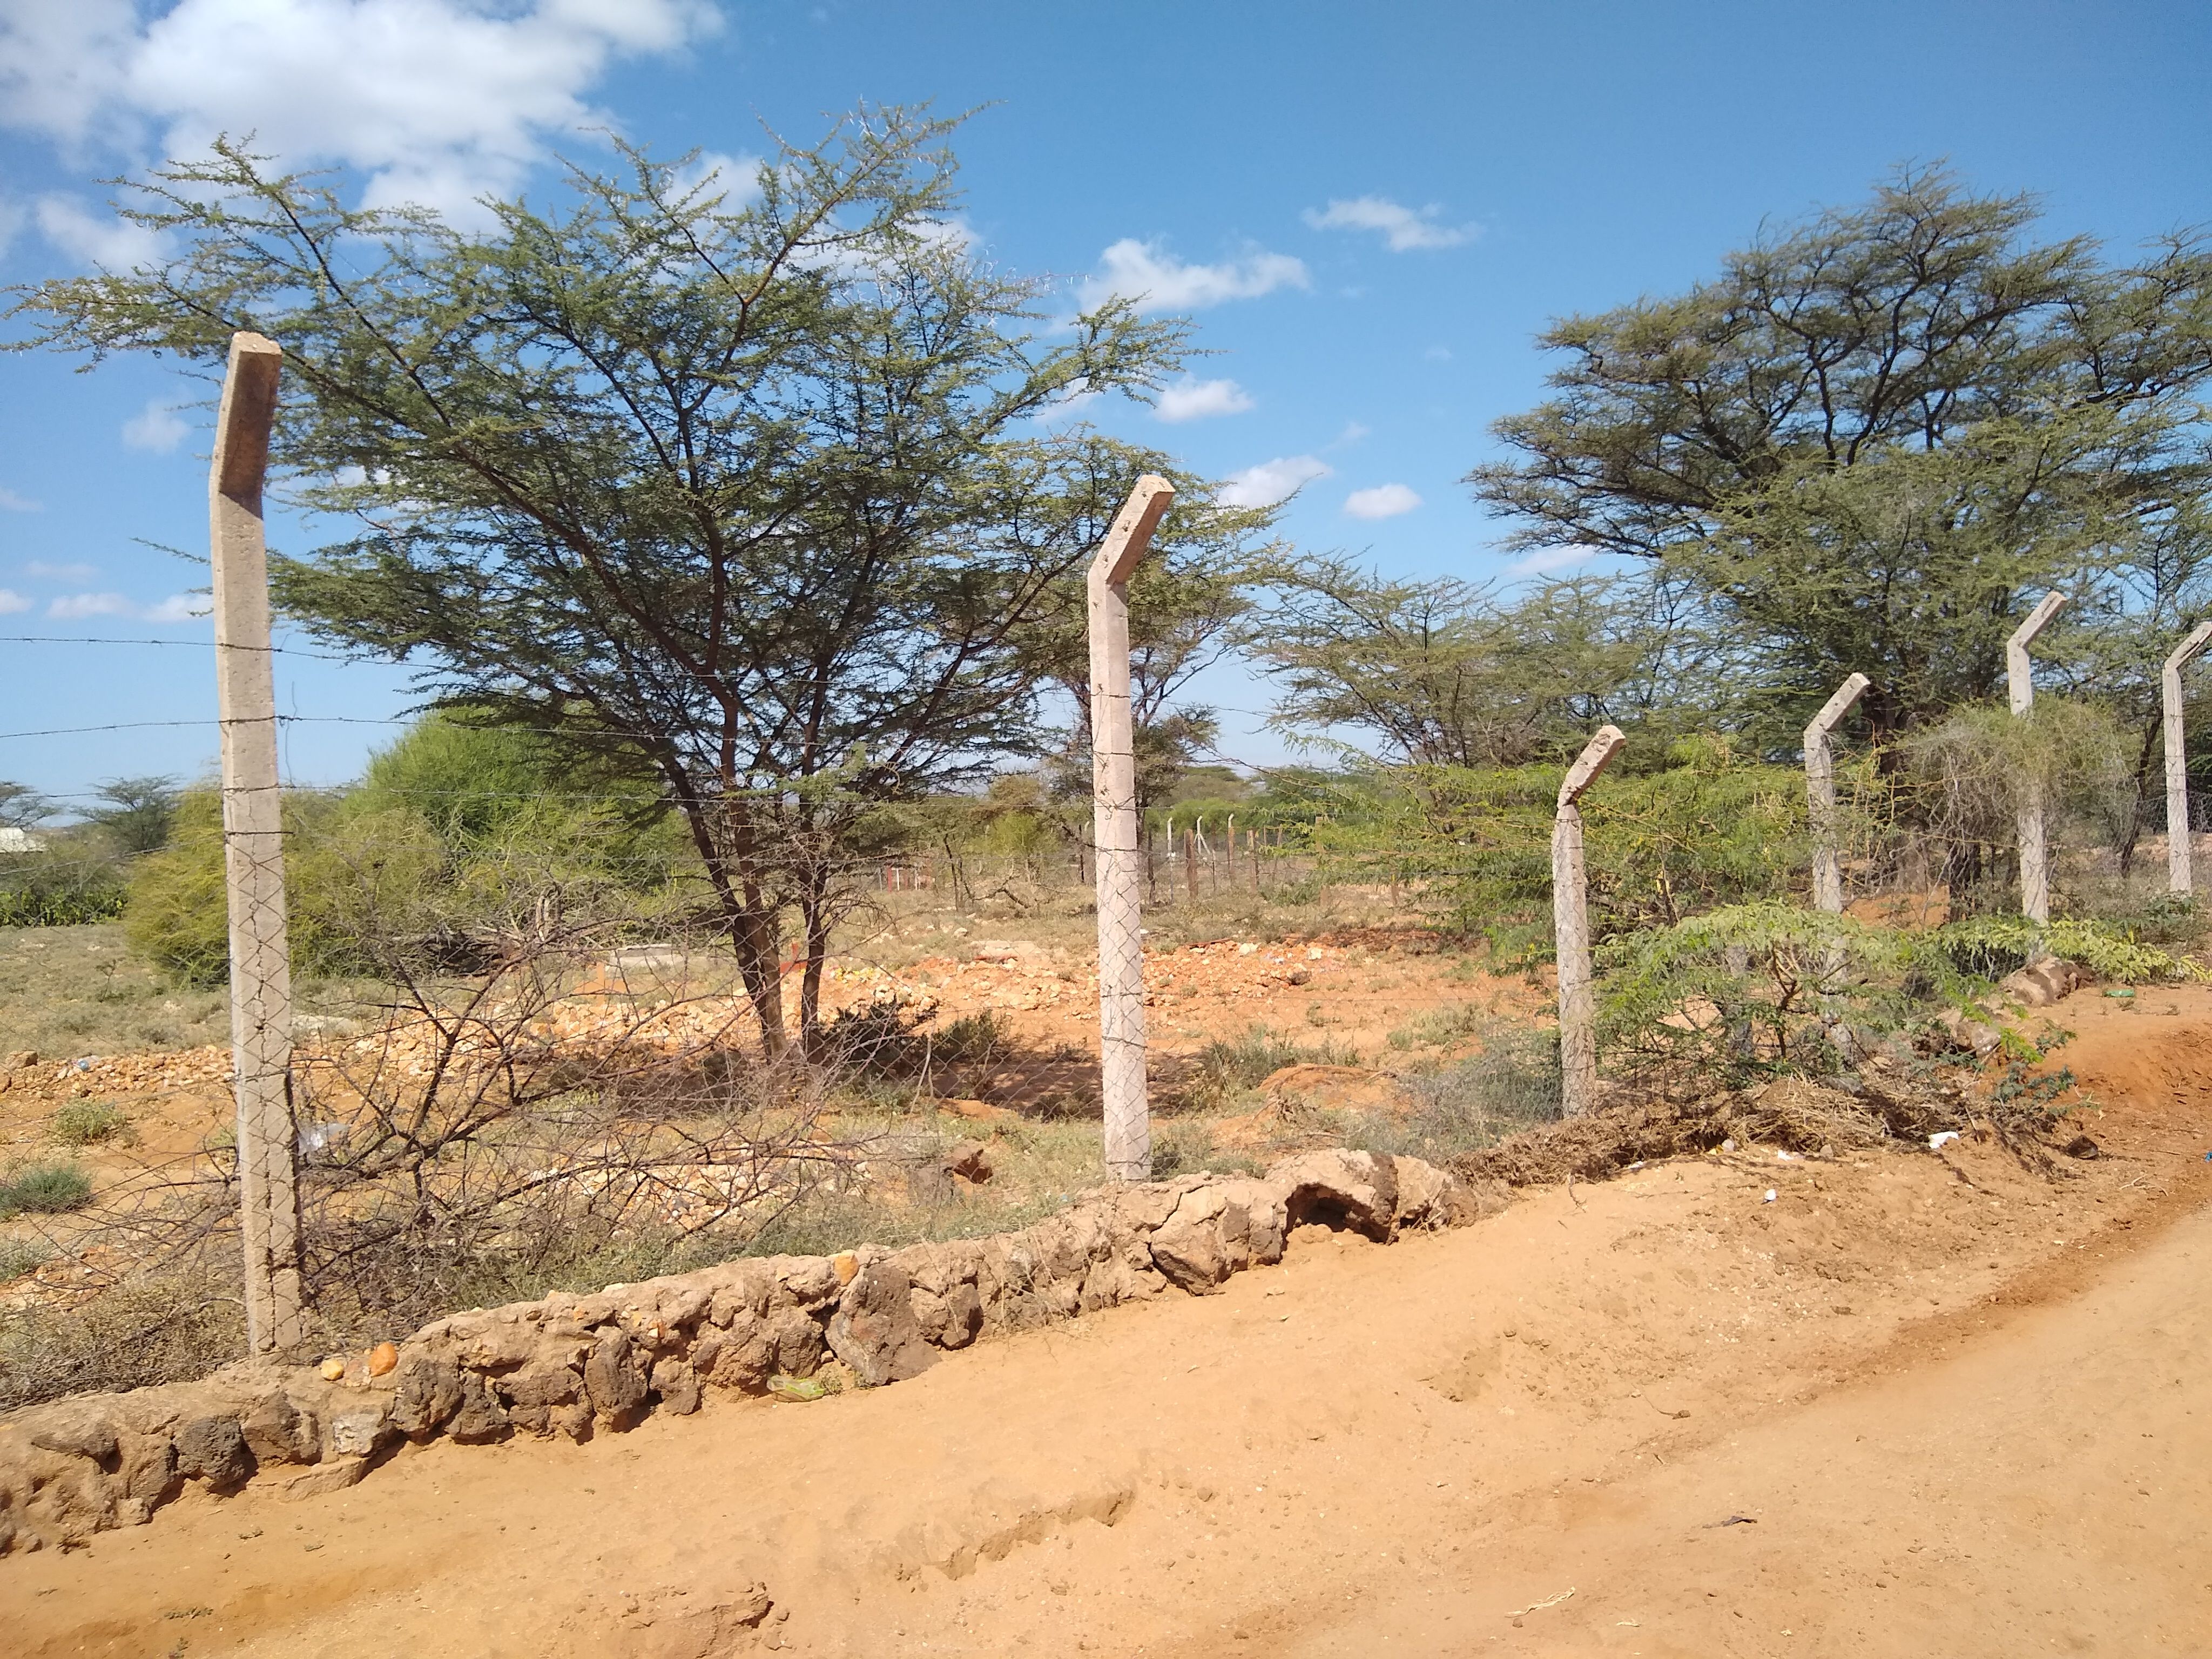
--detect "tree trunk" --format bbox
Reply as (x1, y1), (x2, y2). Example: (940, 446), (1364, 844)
(678, 795), (788, 1059)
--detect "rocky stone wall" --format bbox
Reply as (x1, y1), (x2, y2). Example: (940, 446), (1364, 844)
(0, 1150), (1500, 1554)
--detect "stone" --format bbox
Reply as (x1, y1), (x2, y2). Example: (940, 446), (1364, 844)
(831, 1250), (861, 1286)
(910, 1281), (983, 1349)
(242, 1393), (320, 1466)
(366, 1341), (400, 1377)
(584, 1330), (650, 1427)
(389, 1353), (464, 1439)
(940, 1139), (993, 1184)
(28, 1405), (119, 1467)
(1269, 1149), (1400, 1239)
(281, 1456), (369, 1499)
(705, 1262), (775, 1326)
(117, 1431), (176, 1506)
(1934, 1007), (2002, 1058)
(446, 1374), (511, 1444)
(779, 1257), (842, 1308)
(650, 1357), (702, 1415)
(827, 1261), (937, 1386)
(1999, 957), (2082, 1009)
(498, 1361), (583, 1410)
(318, 1357), (347, 1381)
(448, 1318), (541, 1371)
(1149, 1181), (1287, 1294)
(1390, 1156), (1497, 1231)
(174, 1417), (254, 1491)
(326, 1404), (393, 1460)
(549, 1401), (594, 1442)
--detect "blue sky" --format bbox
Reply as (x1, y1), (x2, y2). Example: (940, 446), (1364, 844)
(2, 0), (2208, 807)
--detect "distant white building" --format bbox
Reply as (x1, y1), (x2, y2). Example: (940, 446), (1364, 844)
(0, 828), (47, 853)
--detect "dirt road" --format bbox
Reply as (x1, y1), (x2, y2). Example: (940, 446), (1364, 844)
(8, 995), (2211, 1657)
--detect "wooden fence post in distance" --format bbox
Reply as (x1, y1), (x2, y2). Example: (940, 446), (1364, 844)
(211, 331), (305, 1353)
(2162, 620), (2212, 895)
(1805, 672), (1871, 914)
(1554, 726), (1626, 1117)
(2008, 591), (2068, 923)
(1090, 475), (1175, 1181)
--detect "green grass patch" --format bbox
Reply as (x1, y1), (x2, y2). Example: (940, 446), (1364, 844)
(0, 1162), (94, 1217)
(50, 1098), (127, 1145)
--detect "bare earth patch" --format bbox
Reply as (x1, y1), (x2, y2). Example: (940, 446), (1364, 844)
(3, 982), (2208, 1656)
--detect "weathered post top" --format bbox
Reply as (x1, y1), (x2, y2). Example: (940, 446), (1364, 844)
(2165, 619), (2212, 677)
(1805, 672), (1871, 746)
(212, 332), (284, 506)
(1558, 725), (1628, 808)
(2007, 591), (2068, 714)
(1092, 474), (1175, 586)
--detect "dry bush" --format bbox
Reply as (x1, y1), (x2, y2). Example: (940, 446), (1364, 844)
(2, 885), (891, 1401)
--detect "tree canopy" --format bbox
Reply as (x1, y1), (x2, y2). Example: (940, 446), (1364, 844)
(1467, 166), (2212, 739)
(11, 106), (1215, 1050)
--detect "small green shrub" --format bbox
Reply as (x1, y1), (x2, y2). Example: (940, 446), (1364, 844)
(0, 1237), (52, 1280)
(1386, 1003), (1488, 1050)
(1186, 1023), (1359, 1105)
(0, 1162), (94, 1217)
(1343, 1024), (1562, 1162)
(1928, 915), (2209, 986)
(932, 1010), (1013, 1069)
(50, 1099), (127, 1145)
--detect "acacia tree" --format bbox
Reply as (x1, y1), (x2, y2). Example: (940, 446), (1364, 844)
(1246, 557), (1727, 767)
(1468, 166), (2212, 744)
(14, 109), (1190, 1054)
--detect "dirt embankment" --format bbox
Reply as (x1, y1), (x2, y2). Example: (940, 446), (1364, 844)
(5, 983), (2210, 1657)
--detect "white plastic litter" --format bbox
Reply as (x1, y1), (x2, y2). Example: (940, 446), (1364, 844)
(1929, 1130), (1962, 1150)
(1762, 1188), (1777, 1203)
(1775, 1150), (1797, 1162)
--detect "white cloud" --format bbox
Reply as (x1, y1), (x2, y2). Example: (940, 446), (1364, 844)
(1331, 421), (1370, 448)
(1305, 196), (1478, 253)
(47, 589), (209, 622)
(1, 0), (723, 227)
(142, 592), (214, 622)
(1425, 345), (1453, 362)
(1507, 545), (1602, 577)
(1155, 376), (1254, 423)
(1219, 455), (1331, 509)
(0, 485), (40, 511)
(23, 561), (97, 581)
(667, 149), (760, 206)
(33, 194), (166, 268)
(1080, 238), (1308, 314)
(1344, 483), (1422, 520)
(123, 397), (191, 454)
(0, 589), (30, 615)
(49, 591), (135, 618)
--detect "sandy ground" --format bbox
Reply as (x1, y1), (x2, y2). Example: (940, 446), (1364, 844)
(5, 984), (2210, 1657)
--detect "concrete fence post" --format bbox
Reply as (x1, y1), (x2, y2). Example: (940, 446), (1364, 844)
(2162, 621), (2212, 895)
(1805, 672), (1871, 914)
(1089, 475), (1175, 1181)
(210, 332), (305, 1354)
(2008, 591), (2068, 923)
(1554, 725), (1627, 1117)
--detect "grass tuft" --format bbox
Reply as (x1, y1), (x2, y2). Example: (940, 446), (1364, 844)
(0, 1162), (94, 1218)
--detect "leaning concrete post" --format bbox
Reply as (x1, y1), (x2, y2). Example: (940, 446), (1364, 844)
(211, 332), (305, 1353)
(2162, 621), (2212, 895)
(1090, 475), (1175, 1181)
(1554, 726), (1626, 1117)
(1806, 672), (1871, 914)
(2008, 591), (2068, 923)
